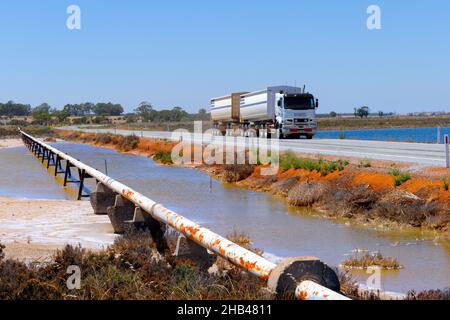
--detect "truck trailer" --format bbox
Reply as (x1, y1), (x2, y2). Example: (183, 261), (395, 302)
(210, 86), (318, 139)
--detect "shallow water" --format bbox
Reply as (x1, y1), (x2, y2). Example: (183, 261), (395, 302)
(1, 143), (449, 293)
(316, 126), (450, 143)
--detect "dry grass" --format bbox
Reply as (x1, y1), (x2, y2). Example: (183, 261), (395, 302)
(221, 164), (255, 183)
(341, 251), (401, 270)
(270, 177), (299, 197)
(287, 181), (329, 206)
(406, 288), (450, 300)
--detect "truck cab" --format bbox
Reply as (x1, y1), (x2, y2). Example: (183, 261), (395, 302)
(276, 93), (318, 139)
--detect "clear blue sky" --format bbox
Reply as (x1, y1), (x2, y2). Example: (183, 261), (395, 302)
(1, 0), (449, 114)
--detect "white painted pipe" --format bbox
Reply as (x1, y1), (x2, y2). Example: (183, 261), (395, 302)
(295, 281), (351, 301)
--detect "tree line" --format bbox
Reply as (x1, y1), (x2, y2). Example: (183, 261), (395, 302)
(327, 107), (395, 118)
(0, 100), (209, 124)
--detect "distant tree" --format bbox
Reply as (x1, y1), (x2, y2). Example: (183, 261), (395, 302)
(31, 103), (53, 124)
(378, 111), (384, 117)
(32, 103), (51, 114)
(0, 101), (31, 116)
(329, 111), (337, 118)
(63, 103), (93, 116)
(92, 103), (123, 116)
(355, 106), (370, 118)
(134, 101), (154, 121)
(170, 106), (188, 121)
(80, 102), (94, 115)
(62, 104), (81, 116)
(53, 110), (71, 122)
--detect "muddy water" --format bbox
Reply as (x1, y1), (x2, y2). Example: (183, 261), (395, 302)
(1, 142), (450, 293)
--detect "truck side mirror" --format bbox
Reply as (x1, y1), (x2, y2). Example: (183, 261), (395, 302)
(315, 99), (319, 108)
(277, 100), (282, 107)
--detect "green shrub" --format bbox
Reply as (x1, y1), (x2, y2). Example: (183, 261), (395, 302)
(389, 168), (411, 186)
(443, 180), (449, 191)
(280, 152), (349, 176)
(153, 151), (173, 164)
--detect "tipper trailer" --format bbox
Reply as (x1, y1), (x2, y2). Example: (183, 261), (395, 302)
(211, 86), (318, 139)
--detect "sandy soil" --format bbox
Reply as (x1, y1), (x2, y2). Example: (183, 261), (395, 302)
(0, 196), (117, 262)
(0, 138), (24, 148)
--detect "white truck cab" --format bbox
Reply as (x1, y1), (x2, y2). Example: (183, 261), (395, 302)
(275, 92), (318, 139)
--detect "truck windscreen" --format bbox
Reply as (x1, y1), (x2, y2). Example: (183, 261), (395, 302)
(284, 96), (315, 110)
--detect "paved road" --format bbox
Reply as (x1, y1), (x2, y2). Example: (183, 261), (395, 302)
(57, 127), (448, 167)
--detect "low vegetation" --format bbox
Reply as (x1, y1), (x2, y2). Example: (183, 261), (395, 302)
(221, 164), (255, 183)
(358, 159), (372, 168)
(389, 168), (411, 186)
(280, 152), (349, 176)
(0, 232), (269, 300)
(288, 181), (329, 206)
(153, 151), (173, 164)
(0, 125), (52, 138)
(443, 180), (449, 191)
(341, 252), (402, 270)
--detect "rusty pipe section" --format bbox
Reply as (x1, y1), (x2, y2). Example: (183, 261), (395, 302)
(296, 281), (349, 301)
(19, 129), (350, 300)
(152, 204), (276, 279)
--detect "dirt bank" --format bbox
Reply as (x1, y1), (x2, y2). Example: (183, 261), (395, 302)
(0, 196), (116, 262)
(0, 138), (24, 148)
(54, 130), (450, 232)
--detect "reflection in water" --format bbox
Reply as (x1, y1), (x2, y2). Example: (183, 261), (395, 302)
(1, 143), (449, 293)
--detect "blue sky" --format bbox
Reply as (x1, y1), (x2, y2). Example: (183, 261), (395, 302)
(1, 0), (449, 114)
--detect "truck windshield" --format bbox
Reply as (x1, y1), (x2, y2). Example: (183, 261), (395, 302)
(284, 96), (315, 110)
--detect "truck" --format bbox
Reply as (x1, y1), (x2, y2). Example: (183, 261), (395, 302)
(210, 86), (318, 139)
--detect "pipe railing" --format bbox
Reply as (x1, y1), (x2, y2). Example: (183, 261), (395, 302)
(18, 128), (350, 300)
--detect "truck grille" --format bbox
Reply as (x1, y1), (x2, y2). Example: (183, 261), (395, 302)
(294, 118), (309, 124)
